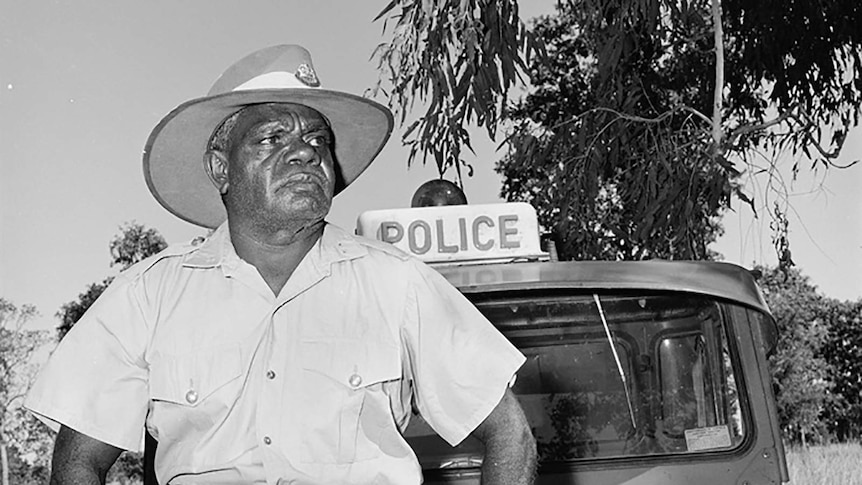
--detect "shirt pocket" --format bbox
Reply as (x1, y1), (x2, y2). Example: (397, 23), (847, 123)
(148, 346), (244, 436)
(298, 338), (401, 464)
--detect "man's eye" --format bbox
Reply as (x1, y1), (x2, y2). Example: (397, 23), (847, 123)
(306, 135), (328, 148)
(259, 136), (279, 146)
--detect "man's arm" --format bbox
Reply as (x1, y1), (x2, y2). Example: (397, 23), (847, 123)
(50, 425), (124, 485)
(471, 388), (537, 485)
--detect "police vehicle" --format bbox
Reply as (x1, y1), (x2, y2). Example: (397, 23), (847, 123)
(354, 182), (789, 484)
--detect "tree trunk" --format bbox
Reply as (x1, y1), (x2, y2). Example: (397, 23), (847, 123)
(711, 0), (725, 158)
(1, 440), (9, 485)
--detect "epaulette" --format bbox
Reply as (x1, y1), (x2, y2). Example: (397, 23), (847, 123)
(116, 237), (206, 280)
(351, 232), (412, 261)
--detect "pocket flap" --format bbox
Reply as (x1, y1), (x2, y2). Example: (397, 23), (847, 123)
(300, 339), (400, 389)
(150, 346), (243, 406)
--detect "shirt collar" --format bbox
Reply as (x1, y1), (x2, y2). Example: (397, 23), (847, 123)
(182, 221), (367, 271)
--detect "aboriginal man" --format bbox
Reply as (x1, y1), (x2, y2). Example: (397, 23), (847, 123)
(26, 45), (537, 484)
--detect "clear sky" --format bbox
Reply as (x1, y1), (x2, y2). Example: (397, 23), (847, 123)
(1, 0), (860, 332)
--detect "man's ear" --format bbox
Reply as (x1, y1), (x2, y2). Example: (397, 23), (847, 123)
(204, 150), (230, 195)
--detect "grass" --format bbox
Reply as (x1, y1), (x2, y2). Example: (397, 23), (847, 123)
(786, 442), (862, 484)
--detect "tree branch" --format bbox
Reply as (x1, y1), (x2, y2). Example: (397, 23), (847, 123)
(726, 106), (858, 169)
(726, 108), (796, 143)
(547, 105), (712, 133)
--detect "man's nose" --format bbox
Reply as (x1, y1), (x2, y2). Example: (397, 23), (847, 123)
(280, 139), (319, 166)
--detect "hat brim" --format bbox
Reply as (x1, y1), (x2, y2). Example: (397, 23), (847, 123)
(143, 88), (394, 228)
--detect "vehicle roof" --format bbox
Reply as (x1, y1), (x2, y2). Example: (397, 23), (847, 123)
(435, 260), (772, 317)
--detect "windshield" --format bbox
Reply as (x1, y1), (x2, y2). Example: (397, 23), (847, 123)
(404, 291), (748, 469)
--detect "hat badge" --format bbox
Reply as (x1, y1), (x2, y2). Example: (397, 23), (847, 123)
(295, 63), (320, 87)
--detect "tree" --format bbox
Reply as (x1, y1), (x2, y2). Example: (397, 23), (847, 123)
(372, 0), (544, 180)
(375, 0), (860, 263)
(3, 408), (51, 485)
(56, 278), (112, 341)
(497, 0), (729, 260)
(753, 265), (834, 445)
(56, 222), (167, 340)
(499, 0), (860, 262)
(0, 299), (51, 485)
(108, 222), (169, 272)
(820, 298), (862, 441)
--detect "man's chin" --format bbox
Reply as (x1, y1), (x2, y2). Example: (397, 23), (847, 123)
(275, 198), (331, 222)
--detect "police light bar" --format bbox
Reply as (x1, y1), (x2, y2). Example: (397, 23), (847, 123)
(356, 202), (546, 263)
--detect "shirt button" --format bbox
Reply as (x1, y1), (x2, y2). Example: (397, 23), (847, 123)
(184, 389), (198, 404)
(348, 374), (362, 388)
(263, 436), (272, 445)
(266, 370), (276, 380)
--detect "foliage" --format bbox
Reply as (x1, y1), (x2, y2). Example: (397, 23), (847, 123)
(753, 265), (834, 444)
(3, 408), (53, 471)
(0, 299), (51, 485)
(538, 394), (599, 460)
(106, 451), (144, 485)
(372, 0), (544, 181)
(498, 0), (731, 260)
(0, 300), (43, 412)
(56, 222), (167, 340)
(371, 0), (858, 262)
(721, 0), (862, 161)
(5, 443), (49, 485)
(497, 0), (861, 262)
(754, 265), (862, 444)
(55, 278), (112, 341)
(820, 298), (862, 441)
(109, 222), (168, 271)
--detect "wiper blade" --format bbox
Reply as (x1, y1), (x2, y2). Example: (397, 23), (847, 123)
(594, 293), (637, 429)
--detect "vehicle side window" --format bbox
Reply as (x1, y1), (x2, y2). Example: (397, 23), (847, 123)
(657, 318), (744, 451)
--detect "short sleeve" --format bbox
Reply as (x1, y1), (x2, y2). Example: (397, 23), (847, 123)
(25, 274), (151, 452)
(401, 259), (525, 446)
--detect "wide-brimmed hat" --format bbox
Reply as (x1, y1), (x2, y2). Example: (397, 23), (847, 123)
(143, 44), (394, 228)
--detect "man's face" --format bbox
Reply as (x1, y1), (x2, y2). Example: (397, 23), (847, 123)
(220, 103), (336, 228)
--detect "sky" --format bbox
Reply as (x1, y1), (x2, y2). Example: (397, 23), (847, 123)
(1, 0), (860, 332)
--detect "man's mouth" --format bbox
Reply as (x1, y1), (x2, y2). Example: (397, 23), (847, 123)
(275, 171), (326, 191)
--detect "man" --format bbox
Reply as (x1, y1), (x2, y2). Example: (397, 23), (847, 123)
(26, 45), (536, 484)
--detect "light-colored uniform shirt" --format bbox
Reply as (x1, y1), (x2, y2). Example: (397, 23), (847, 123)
(26, 223), (525, 484)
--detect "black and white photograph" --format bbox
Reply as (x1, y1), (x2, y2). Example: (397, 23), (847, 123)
(1, 1), (860, 484)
